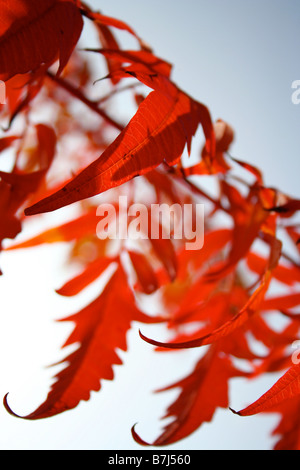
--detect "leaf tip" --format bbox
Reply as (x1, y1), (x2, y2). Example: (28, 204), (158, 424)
(3, 393), (21, 418)
(138, 329), (160, 347)
(131, 423), (151, 446)
(229, 406), (241, 416)
(24, 205), (37, 217)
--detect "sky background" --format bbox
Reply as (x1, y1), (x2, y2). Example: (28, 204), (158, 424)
(0, 0), (299, 450)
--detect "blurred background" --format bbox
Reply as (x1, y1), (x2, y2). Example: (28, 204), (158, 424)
(0, 0), (299, 450)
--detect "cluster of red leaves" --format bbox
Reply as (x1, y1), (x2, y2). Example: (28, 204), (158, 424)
(0, 0), (299, 449)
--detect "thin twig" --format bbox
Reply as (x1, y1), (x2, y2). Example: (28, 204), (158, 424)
(97, 82), (143, 105)
(46, 71), (124, 132)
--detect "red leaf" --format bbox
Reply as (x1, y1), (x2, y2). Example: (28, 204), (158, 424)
(230, 157), (263, 184)
(247, 252), (300, 286)
(0, 0), (83, 81)
(139, 236), (282, 350)
(260, 293), (300, 312)
(87, 49), (172, 78)
(6, 208), (98, 249)
(0, 136), (19, 153)
(286, 226), (300, 254)
(132, 347), (244, 446)
(0, 125), (56, 247)
(56, 256), (115, 297)
(140, 270), (272, 349)
(25, 83), (213, 215)
(128, 250), (160, 295)
(80, 6), (144, 47)
(87, 20), (123, 86)
(266, 199), (300, 216)
(271, 398), (300, 450)
(3, 264), (159, 419)
(205, 182), (270, 279)
(1, 70), (45, 130)
(149, 237), (178, 283)
(231, 364), (300, 416)
(183, 119), (233, 175)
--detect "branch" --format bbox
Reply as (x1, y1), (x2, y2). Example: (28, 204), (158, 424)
(46, 72), (124, 132)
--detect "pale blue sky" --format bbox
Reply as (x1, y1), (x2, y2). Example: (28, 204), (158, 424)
(0, 1), (299, 450)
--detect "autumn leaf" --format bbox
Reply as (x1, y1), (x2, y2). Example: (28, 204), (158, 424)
(266, 199), (300, 216)
(139, 235), (282, 350)
(0, 0), (83, 81)
(0, 124), (56, 255)
(0, 135), (20, 153)
(128, 250), (160, 295)
(183, 119), (233, 175)
(3, 264), (161, 420)
(260, 293), (300, 312)
(0, 0), (299, 451)
(24, 80), (214, 215)
(247, 251), (300, 286)
(132, 347), (245, 446)
(204, 182), (273, 280)
(6, 208), (98, 250)
(270, 398), (300, 450)
(56, 256), (115, 297)
(86, 49), (173, 79)
(231, 363), (300, 417)
(80, 3), (145, 48)
(2, 70), (46, 130)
